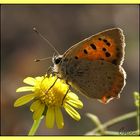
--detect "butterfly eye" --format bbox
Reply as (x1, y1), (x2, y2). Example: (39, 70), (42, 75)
(54, 57), (62, 64)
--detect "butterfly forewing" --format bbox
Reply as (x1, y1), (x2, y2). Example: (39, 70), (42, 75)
(64, 28), (125, 66)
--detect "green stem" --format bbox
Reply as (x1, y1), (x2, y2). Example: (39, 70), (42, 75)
(133, 91), (140, 135)
(86, 111), (137, 135)
(136, 106), (140, 134)
(86, 113), (105, 134)
(28, 117), (43, 136)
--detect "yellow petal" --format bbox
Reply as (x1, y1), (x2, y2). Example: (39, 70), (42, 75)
(35, 76), (44, 82)
(67, 92), (79, 100)
(43, 76), (58, 91)
(55, 107), (64, 129)
(64, 103), (81, 121)
(30, 100), (40, 112)
(42, 78), (54, 90)
(46, 106), (55, 128)
(66, 99), (83, 109)
(33, 102), (45, 120)
(16, 86), (35, 92)
(23, 77), (36, 85)
(14, 93), (35, 107)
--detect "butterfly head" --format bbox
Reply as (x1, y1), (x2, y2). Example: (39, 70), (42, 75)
(53, 55), (63, 65)
(52, 54), (64, 76)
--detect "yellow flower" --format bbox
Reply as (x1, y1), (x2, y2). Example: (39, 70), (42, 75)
(14, 75), (83, 129)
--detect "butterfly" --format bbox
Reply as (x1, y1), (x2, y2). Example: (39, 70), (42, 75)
(48, 28), (126, 104)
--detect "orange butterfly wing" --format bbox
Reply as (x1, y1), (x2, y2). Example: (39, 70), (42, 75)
(60, 28), (126, 103)
(64, 28), (125, 66)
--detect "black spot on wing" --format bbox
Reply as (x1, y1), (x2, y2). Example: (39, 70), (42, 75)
(75, 56), (78, 59)
(103, 39), (108, 43)
(105, 52), (111, 57)
(90, 44), (96, 50)
(116, 48), (120, 51)
(112, 59), (117, 65)
(103, 39), (111, 46)
(83, 49), (88, 54)
(107, 76), (111, 79)
(102, 48), (106, 52)
(116, 52), (121, 57)
(106, 42), (111, 46)
(100, 58), (104, 60)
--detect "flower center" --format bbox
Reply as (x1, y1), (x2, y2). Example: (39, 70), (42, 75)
(38, 81), (67, 107)
(37, 76), (69, 107)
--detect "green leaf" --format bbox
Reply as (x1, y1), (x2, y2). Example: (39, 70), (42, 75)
(133, 91), (140, 107)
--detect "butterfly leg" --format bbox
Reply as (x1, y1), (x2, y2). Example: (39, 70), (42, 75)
(61, 85), (70, 105)
(37, 76), (58, 100)
(46, 65), (60, 77)
(45, 77), (58, 94)
(45, 65), (54, 76)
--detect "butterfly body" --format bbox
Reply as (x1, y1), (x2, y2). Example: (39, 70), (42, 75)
(52, 28), (126, 103)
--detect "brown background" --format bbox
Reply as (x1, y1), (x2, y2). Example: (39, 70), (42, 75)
(1, 4), (139, 135)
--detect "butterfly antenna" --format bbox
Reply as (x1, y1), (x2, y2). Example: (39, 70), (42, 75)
(33, 27), (60, 55)
(34, 57), (52, 62)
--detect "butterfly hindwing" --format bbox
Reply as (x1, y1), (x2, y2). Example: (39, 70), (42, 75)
(65, 59), (126, 102)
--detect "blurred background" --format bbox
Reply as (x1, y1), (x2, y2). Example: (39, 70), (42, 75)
(1, 5), (139, 135)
